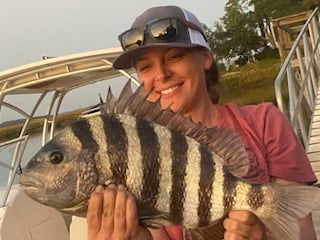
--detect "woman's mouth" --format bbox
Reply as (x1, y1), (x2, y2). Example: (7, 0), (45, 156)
(161, 85), (178, 95)
(160, 83), (183, 96)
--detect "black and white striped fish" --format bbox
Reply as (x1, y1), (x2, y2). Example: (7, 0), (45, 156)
(20, 81), (320, 240)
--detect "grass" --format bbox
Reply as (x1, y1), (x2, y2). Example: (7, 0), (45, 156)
(220, 58), (281, 90)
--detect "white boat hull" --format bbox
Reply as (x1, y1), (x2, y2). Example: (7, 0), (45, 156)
(0, 184), (69, 240)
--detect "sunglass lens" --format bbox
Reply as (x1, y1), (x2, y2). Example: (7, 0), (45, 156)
(121, 29), (144, 50)
(149, 19), (177, 41)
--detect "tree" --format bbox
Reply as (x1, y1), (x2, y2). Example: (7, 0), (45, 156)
(242, 0), (319, 43)
(208, 0), (264, 65)
(205, 22), (233, 64)
(206, 0), (320, 66)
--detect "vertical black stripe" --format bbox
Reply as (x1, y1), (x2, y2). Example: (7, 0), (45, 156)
(71, 119), (99, 152)
(197, 146), (214, 227)
(223, 167), (238, 212)
(101, 115), (128, 185)
(247, 184), (264, 210)
(170, 131), (188, 224)
(136, 119), (160, 206)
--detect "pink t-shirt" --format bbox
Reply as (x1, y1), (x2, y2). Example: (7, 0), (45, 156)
(164, 102), (317, 240)
(215, 102), (317, 184)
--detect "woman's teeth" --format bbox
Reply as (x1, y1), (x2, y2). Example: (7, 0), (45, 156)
(161, 85), (178, 95)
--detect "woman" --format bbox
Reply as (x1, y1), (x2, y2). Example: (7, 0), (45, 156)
(86, 5), (317, 240)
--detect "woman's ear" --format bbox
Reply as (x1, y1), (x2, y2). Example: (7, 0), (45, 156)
(201, 49), (214, 70)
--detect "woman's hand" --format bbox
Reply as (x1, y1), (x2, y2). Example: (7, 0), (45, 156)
(86, 184), (152, 240)
(223, 210), (267, 240)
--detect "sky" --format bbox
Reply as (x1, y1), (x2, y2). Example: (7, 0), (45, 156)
(0, 0), (227, 122)
(0, 0), (226, 70)
(0, 1), (227, 176)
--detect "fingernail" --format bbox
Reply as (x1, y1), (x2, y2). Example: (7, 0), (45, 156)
(95, 185), (104, 193)
(107, 184), (116, 189)
(118, 184), (126, 190)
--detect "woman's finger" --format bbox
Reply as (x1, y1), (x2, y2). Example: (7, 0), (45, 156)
(126, 189), (139, 233)
(100, 184), (117, 232)
(87, 185), (104, 236)
(113, 185), (128, 235)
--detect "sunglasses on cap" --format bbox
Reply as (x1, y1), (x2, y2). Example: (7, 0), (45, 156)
(118, 17), (208, 51)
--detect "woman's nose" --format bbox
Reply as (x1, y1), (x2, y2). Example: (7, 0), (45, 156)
(154, 63), (171, 82)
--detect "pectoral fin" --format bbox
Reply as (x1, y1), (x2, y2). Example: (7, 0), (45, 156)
(187, 218), (225, 240)
(135, 199), (172, 228)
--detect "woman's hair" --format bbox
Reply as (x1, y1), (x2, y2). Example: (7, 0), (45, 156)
(205, 55), (221, 104)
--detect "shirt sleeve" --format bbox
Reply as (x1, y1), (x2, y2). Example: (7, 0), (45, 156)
(163, 226), (185, 240)
(261, 104), (317, 184)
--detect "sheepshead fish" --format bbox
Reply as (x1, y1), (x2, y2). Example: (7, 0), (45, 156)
(20, 81), (320, 240)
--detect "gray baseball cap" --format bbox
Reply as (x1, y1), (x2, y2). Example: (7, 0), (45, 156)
(113, 5), (211, 69)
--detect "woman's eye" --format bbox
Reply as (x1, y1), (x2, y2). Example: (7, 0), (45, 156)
(138, 65), (150, 72)
(168, 53), (183, 62)
(136, 62), (151, 72)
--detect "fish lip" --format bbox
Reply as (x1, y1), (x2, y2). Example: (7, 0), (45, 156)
(19, 175), (44, 189)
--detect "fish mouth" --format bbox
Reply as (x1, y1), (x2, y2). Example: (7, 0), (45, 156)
(19, 175), (44, 190)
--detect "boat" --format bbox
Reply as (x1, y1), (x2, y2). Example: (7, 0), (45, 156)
(0, 47), (138, 240)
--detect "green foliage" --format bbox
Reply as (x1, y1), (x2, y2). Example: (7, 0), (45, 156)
(254, 46), (279, 60)
(207, 0), (266, 64)
(205, 0), (317, 65)
(244, 0), (318, 20)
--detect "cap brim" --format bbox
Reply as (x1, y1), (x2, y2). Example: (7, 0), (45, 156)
(112, 42), (201, 69)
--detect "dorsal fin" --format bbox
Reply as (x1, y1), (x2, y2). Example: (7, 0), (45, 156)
(101, 81), (250, 178)
(102, 87), (117, 114)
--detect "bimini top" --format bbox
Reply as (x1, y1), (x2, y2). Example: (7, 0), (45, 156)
(0, 47), (137, 95)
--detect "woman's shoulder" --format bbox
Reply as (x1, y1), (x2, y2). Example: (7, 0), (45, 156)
(220, 102), (285, 126)
(224, 102), (278, 115)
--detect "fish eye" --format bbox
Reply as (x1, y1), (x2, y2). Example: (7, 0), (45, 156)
(49, 151), (64, 164)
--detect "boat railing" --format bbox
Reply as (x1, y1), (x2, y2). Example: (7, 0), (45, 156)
(274, 7), (320, 147)
(272, 9), (320, 237)
(0, 48), (139, 209)
(0, 135), (28, 206)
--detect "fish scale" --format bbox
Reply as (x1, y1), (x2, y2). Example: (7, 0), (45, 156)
(184, 137), (201, 226)
(120, 115), (144, 196)
(136, 118), (161, 206)
(197, 146), (214, 227)
(19, 81), (320, 240)
(153, 122), (173, 214)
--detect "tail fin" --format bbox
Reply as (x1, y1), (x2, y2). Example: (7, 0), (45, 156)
(256, 184), (320, 240)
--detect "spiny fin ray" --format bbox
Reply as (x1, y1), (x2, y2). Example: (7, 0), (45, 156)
(102, 81), (251, 178)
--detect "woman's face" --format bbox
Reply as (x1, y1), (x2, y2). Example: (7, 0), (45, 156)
(134, 47), (213, 114)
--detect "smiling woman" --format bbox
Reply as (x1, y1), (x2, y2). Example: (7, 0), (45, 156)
(85, 5), (318, 240)
(133, 47), (214, 116)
